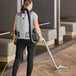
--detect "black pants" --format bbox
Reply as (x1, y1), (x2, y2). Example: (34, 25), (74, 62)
(12, 39), (36, 76)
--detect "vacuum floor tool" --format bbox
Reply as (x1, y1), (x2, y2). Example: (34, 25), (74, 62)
(43, 39), (68, 70)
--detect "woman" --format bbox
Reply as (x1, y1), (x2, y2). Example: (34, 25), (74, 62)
(12, 0), (44, 76)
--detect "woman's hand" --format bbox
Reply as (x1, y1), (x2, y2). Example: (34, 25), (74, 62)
(39, 37), (44, 42)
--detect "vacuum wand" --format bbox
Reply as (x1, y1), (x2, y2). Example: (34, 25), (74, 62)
(43, 39), (68, 70)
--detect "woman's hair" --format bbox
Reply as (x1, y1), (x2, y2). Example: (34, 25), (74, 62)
(21, 0), (32, 12)
(24, 0), (32, 6)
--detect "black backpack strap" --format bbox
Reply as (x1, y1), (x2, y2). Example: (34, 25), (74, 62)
(25, 9), (37, 43)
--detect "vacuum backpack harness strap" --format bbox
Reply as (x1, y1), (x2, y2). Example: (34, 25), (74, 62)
(43, 39), (68, 70)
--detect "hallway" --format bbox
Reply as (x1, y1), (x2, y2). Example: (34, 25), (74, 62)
(17, 41), (76, 76)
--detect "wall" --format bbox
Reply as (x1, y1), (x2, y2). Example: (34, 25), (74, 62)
(61, 0), (76, 22)
(33, 0), (55, 28)
(0, 0), (56, 33)
(0, 0), (17, 31)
